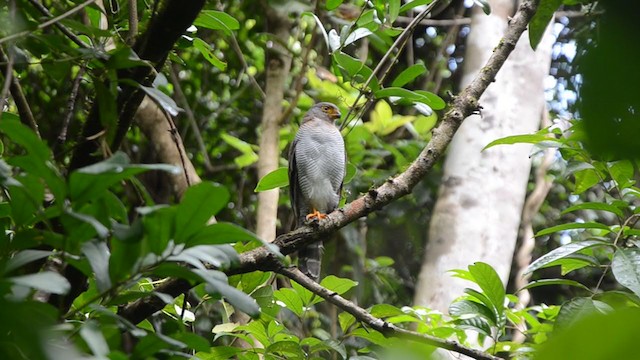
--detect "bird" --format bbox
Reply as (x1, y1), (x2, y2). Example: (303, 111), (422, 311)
(288, 102), (346, 281)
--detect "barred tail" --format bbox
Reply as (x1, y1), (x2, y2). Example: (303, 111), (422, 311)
(298, 242), (324, 282)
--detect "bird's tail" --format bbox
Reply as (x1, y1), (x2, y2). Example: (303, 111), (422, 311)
(298, 242), (324, 282)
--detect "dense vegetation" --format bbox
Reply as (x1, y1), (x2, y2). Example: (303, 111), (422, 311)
(1, 0), (639, 359)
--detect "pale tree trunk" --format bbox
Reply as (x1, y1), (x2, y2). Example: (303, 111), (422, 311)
(255, 10), (292, 242)
(413, 0), (554, 313)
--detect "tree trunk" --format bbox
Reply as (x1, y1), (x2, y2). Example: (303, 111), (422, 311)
(413, 1), (554, 312)
(255, 10), (292, 242)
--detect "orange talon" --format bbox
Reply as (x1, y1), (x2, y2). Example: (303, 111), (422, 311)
(306, 208), (327, 221)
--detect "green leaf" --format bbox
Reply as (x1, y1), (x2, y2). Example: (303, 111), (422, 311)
(374, 87), (443, 109)
(69, 152), (178, 204)
(338, 311), (356, 332)
(537, 308), (640, 360)
(483, 133), (560, 150)
(326, 0), (344, 10)
(517, 278), (591, 292)
(388, 0), (401, 23)
(369, 303), (405, 318)
(193, 10), (239, 35)
(10, 271), (70, 294)
(319, 275), (357, 296)
(535, 222), (611, 237)
(221, 133), (258, 168)
(195, 269), (260, 317)
(142, 206), (176, 255)
(573, 168), (601, 194)
(79, 320), (109, 357)
(344, 28), (373, 47)
(266, 341), (305, 358)
(193, 38), (227, 71)
(608, 160), (634, 189)
(399, 0), (433, 13)
(392, 64), (426, 87)
(273, 287), (304, 317)
(351, 328), (387, 346)
(561, 202), (624, 218)
(65, 209), (110, 239)
(291, 279), (315, 306)
(528, 0), (562, 49)
(139, 85), (183, 116)
(333, 52), (380, 91)
(255, 167), (289, 192)
(473, 0), (492, 15)
(175, 182), (230, 243)
(4, 250), (53, 274)
(612, 248), (640, 298)
(195, 346), (241, 360)
(468, 262), (505, 317)
(525, 239), (613, 274)
(555, 297), (612, 329)
(344, 162), (357, 184)
(82, 240), (112, 292)
(449, 300), (495, 325)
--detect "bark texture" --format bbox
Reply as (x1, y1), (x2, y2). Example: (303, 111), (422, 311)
(413, 0), (554, 312)
(255, 10), (292, 242)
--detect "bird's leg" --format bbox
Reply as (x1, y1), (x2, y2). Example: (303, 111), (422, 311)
(306, 208), (327, 221)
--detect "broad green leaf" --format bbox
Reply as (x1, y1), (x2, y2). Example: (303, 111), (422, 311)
(195, 269), (260, 317)
(333, 52), (380, 91)
(291, 279), (315, 306)
(369, 303), (405, 318)
(221, 133), (258, 168)
(517, 279), (591, 292)
(388, 0), (401, 23)
(82, 240), (111, 292)
(255, 167), (288, 192)
(142, 206), (176, 255)
(66, 209), (109, 239)
(399, 0), (433, 13)
(573, 168), (601, 194)
(528, 0), (562, 49)
(351, 328), (387, 346)
(526, 239), (613, 274)
(273, 287), (304, 316)
(10, 271), (70, 294)
(193, 10), (239, 35)
(608, 160), (634, 189)
(4, 250), (53, 274)
(561, 202), (624, 218)
(192, 38), (227, 71)
(392, 64), (426, 87)
(195, 346), (241, 360)
(69, 152), (178, 204)
(338, 311), (356, 333)
(555, 297), (612, 330)
(374, 87), (443, 109)
(455, 316), (492, 337)
(535, 222), (611, 237)
(79, 320), (109, 357)
(175, 182), (229, 243)
(449, 300), (495, 325)
(344, 162), (357, 184)
(319, 275), (357, 296)
(139, 85), (183, 116)
(612, 248), (640, 298)
(302, 12), (331, 55)
(537, 308), (640, 360)
(266, 341), (305, 359)
(326, 0), (344, 10)
(468, 262), (505, 317)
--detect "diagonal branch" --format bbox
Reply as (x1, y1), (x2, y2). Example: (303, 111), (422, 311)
(119, 0), (540, 325)
(277, 266), (502, 360)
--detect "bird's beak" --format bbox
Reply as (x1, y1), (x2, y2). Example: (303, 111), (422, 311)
(330, 108), (342, 120)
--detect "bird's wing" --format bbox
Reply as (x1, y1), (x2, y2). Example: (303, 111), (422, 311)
(288, 136), (306, 228)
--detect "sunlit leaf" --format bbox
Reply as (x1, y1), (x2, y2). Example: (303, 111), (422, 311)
(255, 167), (288, 192)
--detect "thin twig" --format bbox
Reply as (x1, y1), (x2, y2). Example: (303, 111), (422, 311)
(278, 266), (502, 360)
(0, 47), (40, 136)
(0, 0), (99, 45)
(229, 34), (266, 99)
(127, 0), (138, 45)
(169, 64), (213, 172)
(56, 64), (87, 158)
(395, 15), (472, 27)
(0, 46), (14, 113)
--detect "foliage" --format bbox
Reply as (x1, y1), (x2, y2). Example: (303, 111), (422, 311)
(0, 0), (634, 360)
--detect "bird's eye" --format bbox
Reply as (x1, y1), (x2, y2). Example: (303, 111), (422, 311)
(322, 106), (329, 111)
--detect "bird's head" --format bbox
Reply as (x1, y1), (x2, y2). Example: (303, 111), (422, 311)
(309, 102), (342, 122)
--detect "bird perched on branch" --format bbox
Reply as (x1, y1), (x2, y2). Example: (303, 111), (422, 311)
(289, 102), (346, 281)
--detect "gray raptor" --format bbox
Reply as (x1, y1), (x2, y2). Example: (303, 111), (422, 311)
(288, 102), (346, 281)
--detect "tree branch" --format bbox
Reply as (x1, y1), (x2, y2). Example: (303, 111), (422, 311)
(119, 0), (540, 326)
(277, 267), (502, 360)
